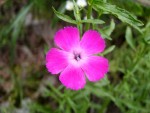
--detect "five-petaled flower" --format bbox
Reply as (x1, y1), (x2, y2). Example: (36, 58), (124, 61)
(46, 26), (109, 90)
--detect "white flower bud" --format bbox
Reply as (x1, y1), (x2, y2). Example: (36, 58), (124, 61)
(77, 0), (87, 8)
(66, 1), (74, 11)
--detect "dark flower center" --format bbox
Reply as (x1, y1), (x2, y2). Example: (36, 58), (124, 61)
(74, 53), (81, 61)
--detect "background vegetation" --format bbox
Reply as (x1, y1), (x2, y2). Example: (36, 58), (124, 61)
(0, 0), (150, 113)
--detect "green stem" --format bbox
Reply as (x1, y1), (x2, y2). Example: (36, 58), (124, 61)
(77, 21), (82, 37)
(72, 0), (82, 36)
(86, 0), (93, 30)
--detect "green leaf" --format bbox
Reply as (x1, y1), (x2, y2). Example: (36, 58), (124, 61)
(86, 85), (115, 102)
(8, 4), (32, 64)
(10, 4), (32, 30)
(102, 19), (115, 36)
(118, 98), (148, 112)
(99, 30), (112, 40)
(93, 0), (143, 32)
(96, 26), (112, 40)
(52, 7), (77, 24)
(109, 0), (143, 16)
(142, 22), (150, 44)
(125, 26), (136, 50)
(81, 19), (105, 24)
(102, 45), (116, 55)
(29, 102), (54, 113)
(67, 98), (77, 113)
(51, 2), (66, 28)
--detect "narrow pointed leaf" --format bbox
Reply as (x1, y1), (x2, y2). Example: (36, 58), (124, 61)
(52, 7), (77, 24)
(125, 26), (136, 50)
(102, 19), (115, 36)
(81, 19), (105, 24)
(98, 28), (112, 40)
(93, 1), (143, 32)
(102, 45), (115, 55)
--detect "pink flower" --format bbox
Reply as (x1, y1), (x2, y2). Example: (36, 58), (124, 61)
(46, 26), (109, 90)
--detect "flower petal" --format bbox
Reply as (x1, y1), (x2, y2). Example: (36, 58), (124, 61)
(46, 48), (68, 74)
(81, 56), (109, 82)
(59, 65), (86, 90)
(54, 26), (80, 51)
(80, 30), (105, 55)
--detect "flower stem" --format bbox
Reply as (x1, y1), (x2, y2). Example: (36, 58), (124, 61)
(86, 0), (93, 30)
(78, 21), (83, 37)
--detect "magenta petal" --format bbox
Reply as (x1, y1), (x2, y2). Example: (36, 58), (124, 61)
(54, 26), (80, 51)
(46, 48), (68, 74)
(80, 30), (105, 55)
(81, 56), (109, 82)
(59, 65), (86, 90)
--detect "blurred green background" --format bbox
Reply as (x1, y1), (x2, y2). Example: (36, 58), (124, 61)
(0, 0), (150, 113)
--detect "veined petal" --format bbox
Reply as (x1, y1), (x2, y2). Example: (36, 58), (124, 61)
(59, 65), (86, 90)
(81, 56), (109, 82)
(46, 48), (68, 74)
(54, 27), (80, 51)
(80, 30), (105, 55)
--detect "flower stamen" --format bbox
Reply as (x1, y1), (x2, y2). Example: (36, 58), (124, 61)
(74, 53), (81, 61)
